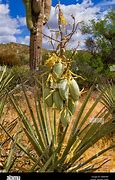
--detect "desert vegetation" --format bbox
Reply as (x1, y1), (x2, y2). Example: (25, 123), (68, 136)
(0, 2), (115, 173)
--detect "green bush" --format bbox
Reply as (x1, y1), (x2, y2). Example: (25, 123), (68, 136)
(0, 51), (21, 67)
(69, 51), (114, 87)
(19, 53), (29, 65)
(0, 66), (30, 92)
(10, 66), (30, 85)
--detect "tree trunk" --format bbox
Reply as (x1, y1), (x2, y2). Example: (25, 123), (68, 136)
(29, 4), (44, 70)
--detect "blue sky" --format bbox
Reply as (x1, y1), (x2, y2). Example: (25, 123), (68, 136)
(4, 0), (112, 18)
(0, 0), (114, 48)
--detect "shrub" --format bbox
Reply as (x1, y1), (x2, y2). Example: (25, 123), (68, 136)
(0, 51), (21, 67)
(10, 66), (30, 86)
(19, 53), (29, 65)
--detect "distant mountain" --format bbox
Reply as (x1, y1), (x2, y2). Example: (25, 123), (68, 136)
(0, 42), (48, 55)
(0, 43), (29, 66)
(0, 42), (29, 55)
(0, 42), (49, 66)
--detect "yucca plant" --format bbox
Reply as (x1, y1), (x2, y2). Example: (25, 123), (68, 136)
(0, 66), (14, 118)
(0, 66), (17, 172)
(0, 66), (14, 98)
(99, 82), (115, 121)
(0, 5), (115, 172)
(98, 82), (115, 144)
(0, 118), (20, 172)
(1, 79), (115, 172)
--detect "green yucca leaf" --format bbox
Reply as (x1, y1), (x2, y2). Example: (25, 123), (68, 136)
(77, 91), (104, 132)
(78, 159), (110, 172)
(39, 154), (54, 172)
(56, 89), (107, 167)
(4, 134), (18, 172)
(4, 78), (115, 172)
(30, 145), (51, 171)
(70, 85), (94, 136)
(0, 66), (7, 82)
(99, 83), (115, 111)
(76, 111), (111, 151)
(54, 86), (96, 166)
(42, 83), (53, 145)
(48, 130), (77, 171)
(69, 122), (115, 167)
(0, 123), (37, 163)
(0, 118), (18, 152)
(55, 107), (113, 170)
(77, 122), (102, 151)
(0, 66), (14, 96)
(77, 108), (108, 141)
(21, 84), (45, 151)
(9, 94), (39, 141)
(53, 109), (56, 145)
(1, 74), (13, 91)
(23, 128), (45, 163)
(0, 96), (7, 119)
(69, 144), (115, 172)
(9, 94), (44, 158)
(36, 96), (49, 146)
(46, 126), (69, 172)
(34, 94), (48, 146)
(5, 119), (18, 134)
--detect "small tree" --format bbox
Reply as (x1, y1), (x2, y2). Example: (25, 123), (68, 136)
(23, 0), (52, 70)
(82, 9), (115, 66)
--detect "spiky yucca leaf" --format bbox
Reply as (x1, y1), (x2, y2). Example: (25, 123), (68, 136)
(2, 81), (113, 172)
(0, 116), (20, 172)
(0, 66), (13, 119)
(99, 82), (115, 116)
(0, 66), (14, 97)
(98, 82), (115, 145)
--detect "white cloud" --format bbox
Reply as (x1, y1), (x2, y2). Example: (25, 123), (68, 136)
(17, 16), (26, 26)
(0, 35), (16, 43)
(0, 3), (9, 14)
(0, 0), (113, 49)
(0, 3), (20, 43)
(15, 0), (102, 48)
(43, 0), (102, 49)
(17, 35), (30, 45)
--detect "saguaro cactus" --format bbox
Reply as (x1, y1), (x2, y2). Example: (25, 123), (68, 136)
(23, 0), (52, 70)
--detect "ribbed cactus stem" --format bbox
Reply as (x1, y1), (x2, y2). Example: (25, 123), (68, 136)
(24, 0), (34, 31)
(23, 0), (52, 69)
(44, 0), (52, 24)
(24, 0), (52, 31)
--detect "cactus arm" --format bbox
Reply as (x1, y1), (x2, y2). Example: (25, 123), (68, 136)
(44, 0), (52, 24)
(23, 0), (34, 31)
